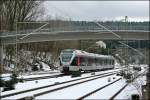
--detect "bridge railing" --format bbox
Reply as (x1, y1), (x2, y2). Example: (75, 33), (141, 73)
(0, 23), (149, 37)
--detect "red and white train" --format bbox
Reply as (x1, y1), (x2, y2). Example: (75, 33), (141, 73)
(59, 49), (115, 74)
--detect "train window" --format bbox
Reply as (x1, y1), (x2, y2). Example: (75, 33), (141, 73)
(87, 57), (92, 66)
(95, 58), (99, 66)
(103, 59), (106, 65)
(110, 60), (112, 65)
(105, 59), (107, 65)
(112, 60), (114, 65)
(62, 50), (73, 54)
(91, 58), (94, 66)
(101, 59), (104, 65)
(98, 58), (101, 65)
(102, 59), (104, 65)
(87, 58), (94, 66)
(111, 59), (113, 65)
(92, 58), (96, 66)
(106, 59), (109, 65)
(86, 57), (89, 66)
(80, 57), (87, 66)
(110, 59), (112, 65)
(103, 59), (105, 65)
(71, 57), (77, 66)
(107, 59), (109, 65)
(104, 59), (106, 65)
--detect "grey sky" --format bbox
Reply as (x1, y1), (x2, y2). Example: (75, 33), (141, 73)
(43, 1), (149, 22)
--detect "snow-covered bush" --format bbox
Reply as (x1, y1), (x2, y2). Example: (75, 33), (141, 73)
(3, 73), (18, 91)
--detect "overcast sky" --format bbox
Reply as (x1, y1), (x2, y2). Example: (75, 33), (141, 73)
(43, 1), (149, 22)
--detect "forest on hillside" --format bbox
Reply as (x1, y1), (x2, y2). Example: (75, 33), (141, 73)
(1, 40), (149, 73)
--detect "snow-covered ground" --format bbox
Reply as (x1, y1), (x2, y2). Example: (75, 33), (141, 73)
(1, 68), (120, 96)
(0, 73), (11, 77)
(1, 73), (12, 81)
(36, 66), (147, 99)
(1, 70), (60, 81)
(18, 72), (60, 79)
(2, 74), (119, 99)
(36, 75), (121, 99)
(115, 75), (146, 99)
(1, 64), (148, 99)
(85, 78), (126, 99)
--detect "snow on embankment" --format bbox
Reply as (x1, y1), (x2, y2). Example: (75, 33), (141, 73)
(40, 62), (51, 71)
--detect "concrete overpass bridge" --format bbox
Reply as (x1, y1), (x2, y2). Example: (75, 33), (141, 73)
(0, 21), (149, 68)
(0, 21), (149, 45)
(1, 30), (149, 44)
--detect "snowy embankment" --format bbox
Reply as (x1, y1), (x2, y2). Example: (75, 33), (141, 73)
(85, 79), (126, 99)
(115, 75), (146, 99)
(36, 75), (121, 99)
(36, 66), (147, 99)
(1, 65), (147, 99)
(0, 73), (11, 78)
(1, 70), (60, 81)
(1, 69), (120, 97)
(18, 71), (60, 79)
(1, 61), (59, 81)
(2, 73), (119, 99)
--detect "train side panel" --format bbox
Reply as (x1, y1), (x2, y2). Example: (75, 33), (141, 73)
(59, 49), (115, 74)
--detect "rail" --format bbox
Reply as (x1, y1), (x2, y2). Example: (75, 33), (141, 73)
(109, 70), (146, 100)
(1, 71), (119, 99)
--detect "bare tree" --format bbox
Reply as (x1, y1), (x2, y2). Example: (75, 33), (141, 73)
(0, 0), (45, 31)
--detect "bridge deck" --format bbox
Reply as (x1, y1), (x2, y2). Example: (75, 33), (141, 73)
(1, 30), (149, 44)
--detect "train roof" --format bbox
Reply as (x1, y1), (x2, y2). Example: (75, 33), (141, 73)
(61, 49), (114, 59)
(75, 50), (114, 58)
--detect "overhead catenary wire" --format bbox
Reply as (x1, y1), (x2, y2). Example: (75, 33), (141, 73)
(50, 4), (146, 59)
(93, 21), (146, 58)
(17, 5), (146, 60)
(118, 41), (145, 58)
(19, 22), (49, 40)
(15, 21), (49, 72)
(94, 22), (121, 39)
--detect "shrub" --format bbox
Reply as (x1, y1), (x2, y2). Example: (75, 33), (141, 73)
(32, 65), (39, 71)
(0, 78), (5, 87)
(3, 80), (15, 91)
(3, 72), (18, 91)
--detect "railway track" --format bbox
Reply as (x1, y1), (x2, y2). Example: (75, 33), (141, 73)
(76, 70), (146, 100)
(76, 78), (122, 100)
(1, 72), (63, 82)
(26, 71), (59, 75)
(22, 73), (65, 81)
(1, 71), (119, 99)
(109, 71), (146, 100)
(21, 68), (122, 81)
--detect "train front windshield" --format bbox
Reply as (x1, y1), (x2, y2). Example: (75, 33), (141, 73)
(61, 54), (72, 62)
(60, 49), (74, 63)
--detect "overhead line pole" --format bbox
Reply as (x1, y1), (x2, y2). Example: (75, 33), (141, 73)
(14, 21), (49, 74)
